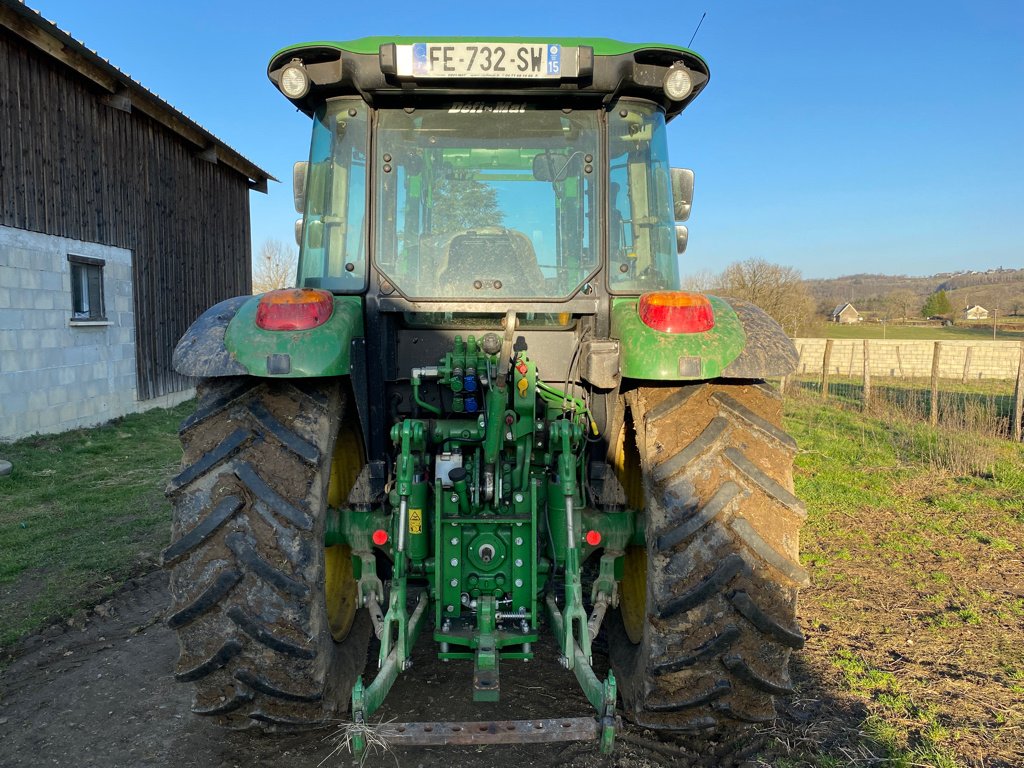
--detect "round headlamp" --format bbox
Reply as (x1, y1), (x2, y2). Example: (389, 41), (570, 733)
(663, 65), (693, 101)
(280, 61), (310, 99)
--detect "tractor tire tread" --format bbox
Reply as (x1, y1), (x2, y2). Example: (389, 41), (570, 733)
(657, 552), (747, 620)
(729, 591), (805, 649)
(160, 495), (243, 564)
(655, 480), (742, 553)
(712, 391), (797, 452)
(166, 569), (243, 629)
(724, 447), (806, 519)
(173, 640), (243, 682)
(727, 516), (809, 587)
(610, 382), (804, 736)
(233, 669), (323, 702)
(645, 680), (732, 712)
(164, 378), (371, 728)
(233, 461), (313, 531)
(652, 625), (741, 675)
(722, 655), (794, 695)
(652, 416), (729, 483)
(225, 532), (309, 598)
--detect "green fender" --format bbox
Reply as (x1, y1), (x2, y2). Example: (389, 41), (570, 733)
(610, 295), (797, 380)
(172, 294), (364, 378)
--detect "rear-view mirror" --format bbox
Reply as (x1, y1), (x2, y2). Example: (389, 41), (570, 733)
(293, 161), (308, 213)
(671, 167), (694, 222)
(532, 151), (577, 182)
(675, 224), (688, 254)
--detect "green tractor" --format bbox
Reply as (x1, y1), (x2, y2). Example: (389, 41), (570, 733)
(163, 37), (806, 755)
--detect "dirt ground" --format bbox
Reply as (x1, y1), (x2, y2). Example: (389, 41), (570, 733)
(7, 560), (1018, 767)
(0, 571), (784, 768)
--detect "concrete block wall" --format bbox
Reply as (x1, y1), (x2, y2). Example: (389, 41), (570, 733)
(1, 225), (174, 440)
(793, 338), (1023, 380)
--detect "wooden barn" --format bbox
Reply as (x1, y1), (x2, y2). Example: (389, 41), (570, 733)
(0, 0), (271, 440)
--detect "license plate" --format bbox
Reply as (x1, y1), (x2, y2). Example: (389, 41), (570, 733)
(399, 43), (561, 79)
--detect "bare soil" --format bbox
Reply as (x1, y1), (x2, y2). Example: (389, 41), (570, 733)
(0, 571), (783, 768)
(5, 529), (1019, 767)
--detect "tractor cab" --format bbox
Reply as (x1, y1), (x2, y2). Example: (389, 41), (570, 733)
(275, 38), (707, 303)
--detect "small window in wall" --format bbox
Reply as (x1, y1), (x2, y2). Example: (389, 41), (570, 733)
(69, 254), (106, 321)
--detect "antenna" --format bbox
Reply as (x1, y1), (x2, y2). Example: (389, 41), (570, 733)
(688, 11), (707, 48)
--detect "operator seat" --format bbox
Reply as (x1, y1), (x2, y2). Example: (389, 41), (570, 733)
(436, 227), (545, 296)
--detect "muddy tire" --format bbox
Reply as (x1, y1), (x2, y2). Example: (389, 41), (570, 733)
(609, 381), (807, 732)
(162, 377), (371, 727)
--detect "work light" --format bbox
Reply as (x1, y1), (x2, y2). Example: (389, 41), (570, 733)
(280, 60), (310, 99)
(663, 64), (693, 101)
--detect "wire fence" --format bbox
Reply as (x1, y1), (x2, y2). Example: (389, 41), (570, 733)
(782, 338), (1024, 442)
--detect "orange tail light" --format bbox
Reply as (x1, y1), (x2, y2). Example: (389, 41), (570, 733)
(256, 288), (334, 331)
(638, 291), (715, 333)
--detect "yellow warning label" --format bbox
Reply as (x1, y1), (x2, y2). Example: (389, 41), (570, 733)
(409, 508), (423, 534)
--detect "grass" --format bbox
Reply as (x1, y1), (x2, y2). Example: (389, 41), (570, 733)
(781, 396), (1024, 767)
(0, 400), (191, 648)
(819, 323), (1023, 341)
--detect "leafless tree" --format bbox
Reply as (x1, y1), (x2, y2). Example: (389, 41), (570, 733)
(680, 269), (719, 293)
(252, 238), (298, 294)
(717, 258), (818, 337)
(885, 289), (918, 321)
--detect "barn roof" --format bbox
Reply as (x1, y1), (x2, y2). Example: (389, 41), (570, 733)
(0, 0), (273, 191)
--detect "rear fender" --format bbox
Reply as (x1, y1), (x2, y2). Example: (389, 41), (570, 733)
(611, 295), (797, 380)
(172, 294), (363, 378)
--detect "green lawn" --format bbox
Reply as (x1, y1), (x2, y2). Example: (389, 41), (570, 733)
(819, 323), (1023, 341)
(0, 401), (191, 647)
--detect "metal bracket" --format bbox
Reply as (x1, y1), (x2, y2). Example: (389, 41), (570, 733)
(355, 716), (606, 747)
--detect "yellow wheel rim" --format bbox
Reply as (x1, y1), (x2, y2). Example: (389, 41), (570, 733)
(620, 546), (647, 644)
(324, 543), (357, 642)
(613, 411), (647, 644)
(324, 414), (364, 643)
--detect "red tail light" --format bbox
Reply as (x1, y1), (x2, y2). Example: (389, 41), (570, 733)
(256, 289), (333, 331)
(638, 291), (714, 333)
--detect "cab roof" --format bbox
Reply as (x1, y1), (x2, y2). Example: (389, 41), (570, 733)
(268, 36), (710, 120)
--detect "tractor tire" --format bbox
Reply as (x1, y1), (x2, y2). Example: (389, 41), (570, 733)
(609, 381), (807, 733)
(162, 377), (371, 728)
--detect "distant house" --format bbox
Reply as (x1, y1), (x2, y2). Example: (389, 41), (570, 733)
(831, 303), (862, 324)
(1, 1), (272, 441)
(962, 305), (989, 320)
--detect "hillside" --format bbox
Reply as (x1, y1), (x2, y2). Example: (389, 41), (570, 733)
(805, 268), (1024, 318)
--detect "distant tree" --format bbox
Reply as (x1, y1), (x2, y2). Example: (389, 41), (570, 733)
(717, 258), (817, 336)
(680, 269), (718, 292)
(886, 289), (918, 321)
(921, 290), (953, 318)
(252, 238), (298, 294)
(430, 173), (504, 233)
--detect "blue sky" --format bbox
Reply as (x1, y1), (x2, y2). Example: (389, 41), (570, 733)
(28, 0), (1024, 280)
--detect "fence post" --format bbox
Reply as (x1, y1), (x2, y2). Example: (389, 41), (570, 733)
(930, 341), (942, 426)
(962, 346), (973, 384)
(862, 339), (871, 410)
(1013, 341), (1024, 443)
(821, 339), (834, 400)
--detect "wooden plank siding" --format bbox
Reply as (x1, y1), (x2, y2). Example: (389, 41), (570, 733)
(0, 26), (252, 400)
